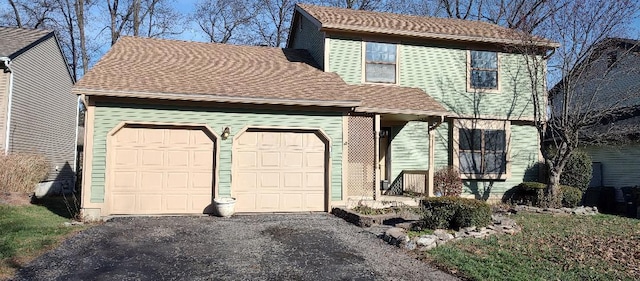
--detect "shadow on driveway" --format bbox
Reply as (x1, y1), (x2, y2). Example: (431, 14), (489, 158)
(13, 214), (457, 281)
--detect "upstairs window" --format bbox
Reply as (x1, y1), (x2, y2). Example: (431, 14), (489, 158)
(459, 128), (506, 176)
(469, 50), (498, 90)
(365, 42), (397, 83)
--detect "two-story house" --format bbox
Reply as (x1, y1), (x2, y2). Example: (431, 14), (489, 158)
(0, 27), (77, 196)
(550, 38), (640, 188)
(74, 4), (556, 220)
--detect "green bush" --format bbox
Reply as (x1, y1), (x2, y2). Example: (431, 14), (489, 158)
(421, 197), (491, 230)
(560, 185), (583, 208)
(433, 166), (463, 197)
(559, 149), (592, 192)
(503, 182), (546, 206)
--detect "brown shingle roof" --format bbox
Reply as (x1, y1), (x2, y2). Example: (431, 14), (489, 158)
(0, 26), (52, 58)
(75, 36), (448, 116)
(353, 84), (448, 116)
(296, 4), (558, 48)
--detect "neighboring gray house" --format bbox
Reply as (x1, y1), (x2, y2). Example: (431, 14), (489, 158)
(0, 26), (77, 194)
(550, 38), (640, 188)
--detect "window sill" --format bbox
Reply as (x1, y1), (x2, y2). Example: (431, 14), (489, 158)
(466, 87), (501, 94)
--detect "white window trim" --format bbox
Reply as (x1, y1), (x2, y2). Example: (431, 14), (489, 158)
(467, 50), (501, 93)
(361, 41), (400, 85)
(452, 119), (511, 180)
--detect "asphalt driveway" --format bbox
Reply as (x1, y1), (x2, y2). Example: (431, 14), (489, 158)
(13, 213), (457, 281)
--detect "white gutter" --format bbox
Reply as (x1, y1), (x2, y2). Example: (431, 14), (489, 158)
(1, 57), (13, 155)
(73, 95), (81, 174)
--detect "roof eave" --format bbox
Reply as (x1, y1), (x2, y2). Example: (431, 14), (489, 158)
(320, 25), (560, 49)
(73, 88), (362, 108)
(354, 107), (449, 117)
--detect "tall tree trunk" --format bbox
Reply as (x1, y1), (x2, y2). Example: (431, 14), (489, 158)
(75, 0), (88, 74)
(133, 0), (141, 36)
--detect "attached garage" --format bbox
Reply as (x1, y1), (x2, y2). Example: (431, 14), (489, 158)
(233, 129), (328, 212)
(106, 124), (217, 215)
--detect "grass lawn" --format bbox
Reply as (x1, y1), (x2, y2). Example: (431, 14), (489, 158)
(420, 212), (640, 281)
(0, 197), (89, 279)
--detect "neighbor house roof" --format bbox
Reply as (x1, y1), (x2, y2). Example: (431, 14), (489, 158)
(75, 36), (449, 116)
(0, 26), (53, 58)
(295, 4), (558, 48)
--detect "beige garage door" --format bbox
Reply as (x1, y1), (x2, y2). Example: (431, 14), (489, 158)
(233, 130), (326, 212)
(108, 125), (215, 215)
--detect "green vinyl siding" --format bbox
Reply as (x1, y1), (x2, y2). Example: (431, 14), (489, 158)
(462, 123), (540, 197)
(390, 122), (429, 181)
(583, 144), (640, 187)
(434, 122), (450, 169)
(289, 15), (324, 68)
(399, 44), (537, 119)
(327, 37), (362, 84)
(90, 103), (344, 203)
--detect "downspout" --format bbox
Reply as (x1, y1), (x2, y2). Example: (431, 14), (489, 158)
(1, 57), (13, 155)
(73, 95), (82, 175)
(427, 115), (445, 197)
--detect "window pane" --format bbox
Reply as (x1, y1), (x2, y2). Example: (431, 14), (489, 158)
(366, 42), (396, 63)
(471, 51), (497, 69)
(471, 70), (498, 88)
(485, 130), (506, 151)
(459, 128), (481, 150)
(460, 152), (482, 174)
(484, 152), (506, 174)
(366, 63), (396, 83)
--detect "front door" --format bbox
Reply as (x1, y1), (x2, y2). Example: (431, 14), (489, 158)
(379, 127), (391, 186)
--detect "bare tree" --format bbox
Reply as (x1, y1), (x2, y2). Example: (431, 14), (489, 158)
(192, 0), (256, 44)
(252, 0), (295, 47)
(7, 0), (23, 27)
(515, 0), (640, 205)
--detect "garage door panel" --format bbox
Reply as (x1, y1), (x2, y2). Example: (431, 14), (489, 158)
(235, 172), (257, 190)
(283, 133), (303, 148)
(141, 149), (164, 166)
(261, 152), (280, 167)
(306, 173), (324, 188)
(259, 172), (280, 188)
(235, 193), (257, 212)
(260, 132), (280, 147)
(167, 150), (189, 167)
(284, 172), (302, 187)
(115, 128), (138, 143)
(306, 152), (324, 168)
(113, 171), (137, 189)
(233, 130), (326, 212)
(111, 194), (136, 213)
(138, 194), (162, 212)
(167, 172), (188, 189)
(140, 172), (163, 190)
(282, 193), (303, 209)
(165, 195), (188, 211)
(193, 150), (214, 167)
(114, 149), (138, 166)
(283, 153), (303, 167)
(191, 172), (213, 189)
(109, 126), (214, 215)
(236, 151), (257, 168)
(258, 193), (281, 209)
(305, 193), (325, 209)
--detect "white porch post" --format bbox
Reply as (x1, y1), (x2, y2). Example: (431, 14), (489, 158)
(374, 114), (381, 200)
(428, 119), (436, 197)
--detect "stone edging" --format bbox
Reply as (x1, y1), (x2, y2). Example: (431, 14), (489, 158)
(331, 207), (420, 227)
(383, 214), (521, 251)
(513, 205), (599, 215)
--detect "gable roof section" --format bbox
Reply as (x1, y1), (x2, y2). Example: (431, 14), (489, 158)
(75, 36), (448, 116)
(0, 26), (53, 58)
(295, 4), (558, 48)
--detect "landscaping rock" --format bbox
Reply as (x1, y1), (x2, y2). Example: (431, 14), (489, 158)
(416, 236), (437, 247)
(434, 229), (454, 241)
(383, 227), (409, 246)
